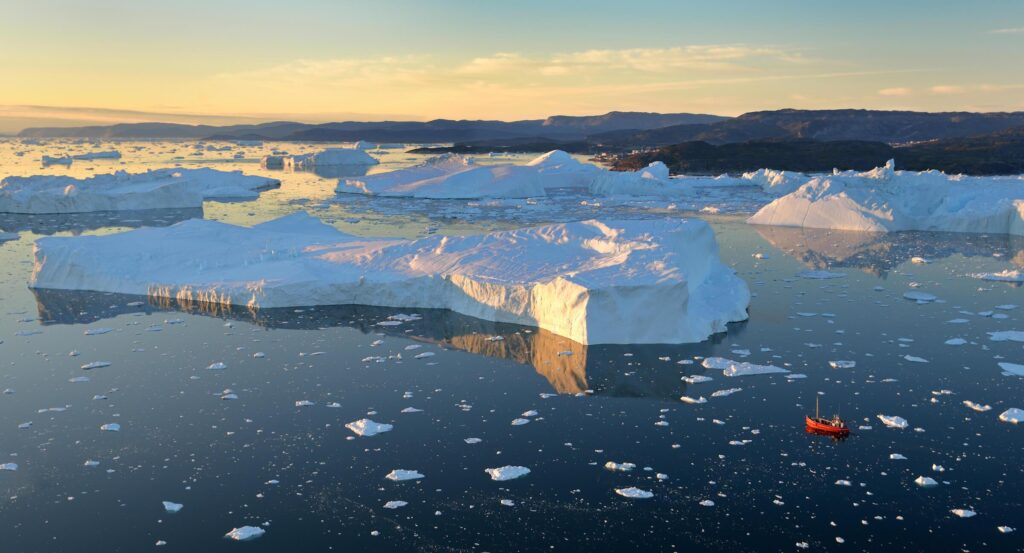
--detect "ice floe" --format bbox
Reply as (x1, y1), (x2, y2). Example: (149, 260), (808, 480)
(0, 168), (279, 213)
(485, 466), (530, 481)
(614, 487), (654, 499)
(749, 160), (1024, 236)
(998, 408), (1023, 424)
(31, 212), (750, 345)
(385, 469), (424, 481)
(345, 419), (393, 437)
(224, 526), (265, 541)
(877, 415), (908, 429)
(702, 357), (788, 377)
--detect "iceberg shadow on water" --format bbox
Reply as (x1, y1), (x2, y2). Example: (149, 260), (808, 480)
(30, 289), (747, 400)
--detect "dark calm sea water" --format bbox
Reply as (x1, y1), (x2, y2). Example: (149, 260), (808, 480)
(0, 142), (1022, 552)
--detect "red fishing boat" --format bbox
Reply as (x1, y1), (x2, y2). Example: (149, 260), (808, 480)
(805, 396), (850, 436)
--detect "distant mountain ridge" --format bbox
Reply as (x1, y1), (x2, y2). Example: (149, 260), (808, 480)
(591, 109), (1024, 146)
(17, 111), (727, 141)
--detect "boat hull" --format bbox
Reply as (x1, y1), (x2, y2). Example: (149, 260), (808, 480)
(805, 416), (850, 436)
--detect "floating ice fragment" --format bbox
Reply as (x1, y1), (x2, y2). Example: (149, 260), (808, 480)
(680, 395), (707, 404)
(84, 327), (113, 336)
(615, 487), (653, 499)
(963, 401), (992, 412)
(877, 415), (908, 429)
(511, 418), (530, 426)
(100, 423), (120, 432)
(383, 501), (408, 509)
(604, 462), (636, 472)
(945, 338), (967, 346)
(682, 375), (712, 384)
(345, 419), (393, 437)
(903, 291), (937, 303)
(889, 453), (907, 460)
(162, 501), (183, 513)
(903, 355), (928, 363)
(974, 270), (1024, 283)
(998, 408), (1024, 424)
(0, 463), (17, 471)
(951, 509), (977, 518)
(989, 331), (1024, 343)
(829, 360), (855, 369)
(702, 357), (788, 377)
(711, 388), (742, 397)
(699, 499), (715, 507)
(485, 466), (530, 481)
(206, 362), (227, 370)
(225, 526), (265, 541)
(386, 470), (424, 481)
(80, 361), (110, 370)
(915, 476), (938, 487)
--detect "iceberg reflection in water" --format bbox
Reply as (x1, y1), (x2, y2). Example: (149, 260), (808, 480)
(0, 208), (203, 235)
(31, 289), (746, 399)
(754, 225), (1024, 277)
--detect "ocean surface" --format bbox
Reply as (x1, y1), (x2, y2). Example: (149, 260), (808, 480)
(0, 140), (1022, 552)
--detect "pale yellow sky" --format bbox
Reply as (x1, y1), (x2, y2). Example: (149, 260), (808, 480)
(1, 0), (1022, 133)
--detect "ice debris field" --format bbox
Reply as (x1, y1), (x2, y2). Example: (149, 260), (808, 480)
(0, 138), (1023, 551)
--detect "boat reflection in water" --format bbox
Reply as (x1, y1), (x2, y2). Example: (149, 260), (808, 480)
(31, 289), (745, 400)
(753, 225), (1024, 278)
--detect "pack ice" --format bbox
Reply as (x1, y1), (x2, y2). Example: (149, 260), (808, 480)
(0, 168), (280, 213)
(338, 150), (676, 199)
(30, 212), (750, 345)
(748, 160), (1024, 235)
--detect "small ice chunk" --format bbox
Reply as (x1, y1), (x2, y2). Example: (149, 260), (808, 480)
(100, 423), (120, 432)
(225, 526), (265, 541)
(615, 487), (653, 499)
(80, 361), (111, 370)
(386, 470), (424, 481)
(998, 408), (1024, 424)
(951, 509), (977, 518)
(162, 501), (183, 513)
(877, 415), (908, 429)
(345, 419), (393, 437)
(485, 466), (530, 481)
(206, 362), (227, 370)
(383, 500), (408, 509)
(914, 476), (938, 487)
(604, 461), (636, 472)
(829, 360), (855, 369)
(702, 357), (788, 377)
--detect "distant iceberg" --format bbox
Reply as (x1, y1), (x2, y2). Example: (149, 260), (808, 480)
(338, 150), (675, 199)
(30, 212), (750, 345)
(0, 168), (280, 213)
(284, 148), (379, 170)
(748, 160), (1024, 235)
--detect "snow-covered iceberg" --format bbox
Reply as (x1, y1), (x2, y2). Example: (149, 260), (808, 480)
(30, 212), (750, 345)
(748, 160), (1024, 236)
(338, 150), (674, 199)
(284, 148), (378, 170)
(0, 168), (280, 213)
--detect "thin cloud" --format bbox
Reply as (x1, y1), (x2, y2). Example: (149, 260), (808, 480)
(989, 26), (1024, 34)
(878, 87), (912, 96)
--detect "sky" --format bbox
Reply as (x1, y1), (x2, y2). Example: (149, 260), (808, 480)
(1, 0), (1023, 133)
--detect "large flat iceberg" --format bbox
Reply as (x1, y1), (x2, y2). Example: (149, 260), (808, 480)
(0, 168), (280, 214)
(338, 150), (675, 199)
(30, 212), (750, 345)
(748, 160), (1024, 235)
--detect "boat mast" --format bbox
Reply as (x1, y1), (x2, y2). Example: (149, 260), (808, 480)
(816, 396), (820, 419)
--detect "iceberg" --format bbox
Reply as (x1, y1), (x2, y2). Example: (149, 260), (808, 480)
(0, 168), (279, 214)
(284, 148), (378, 170)
(999, 408), (1024, 424)
(748, 160), (1024, 236)
(338, 150), (675, 199)
(30, 212), (750, 345)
